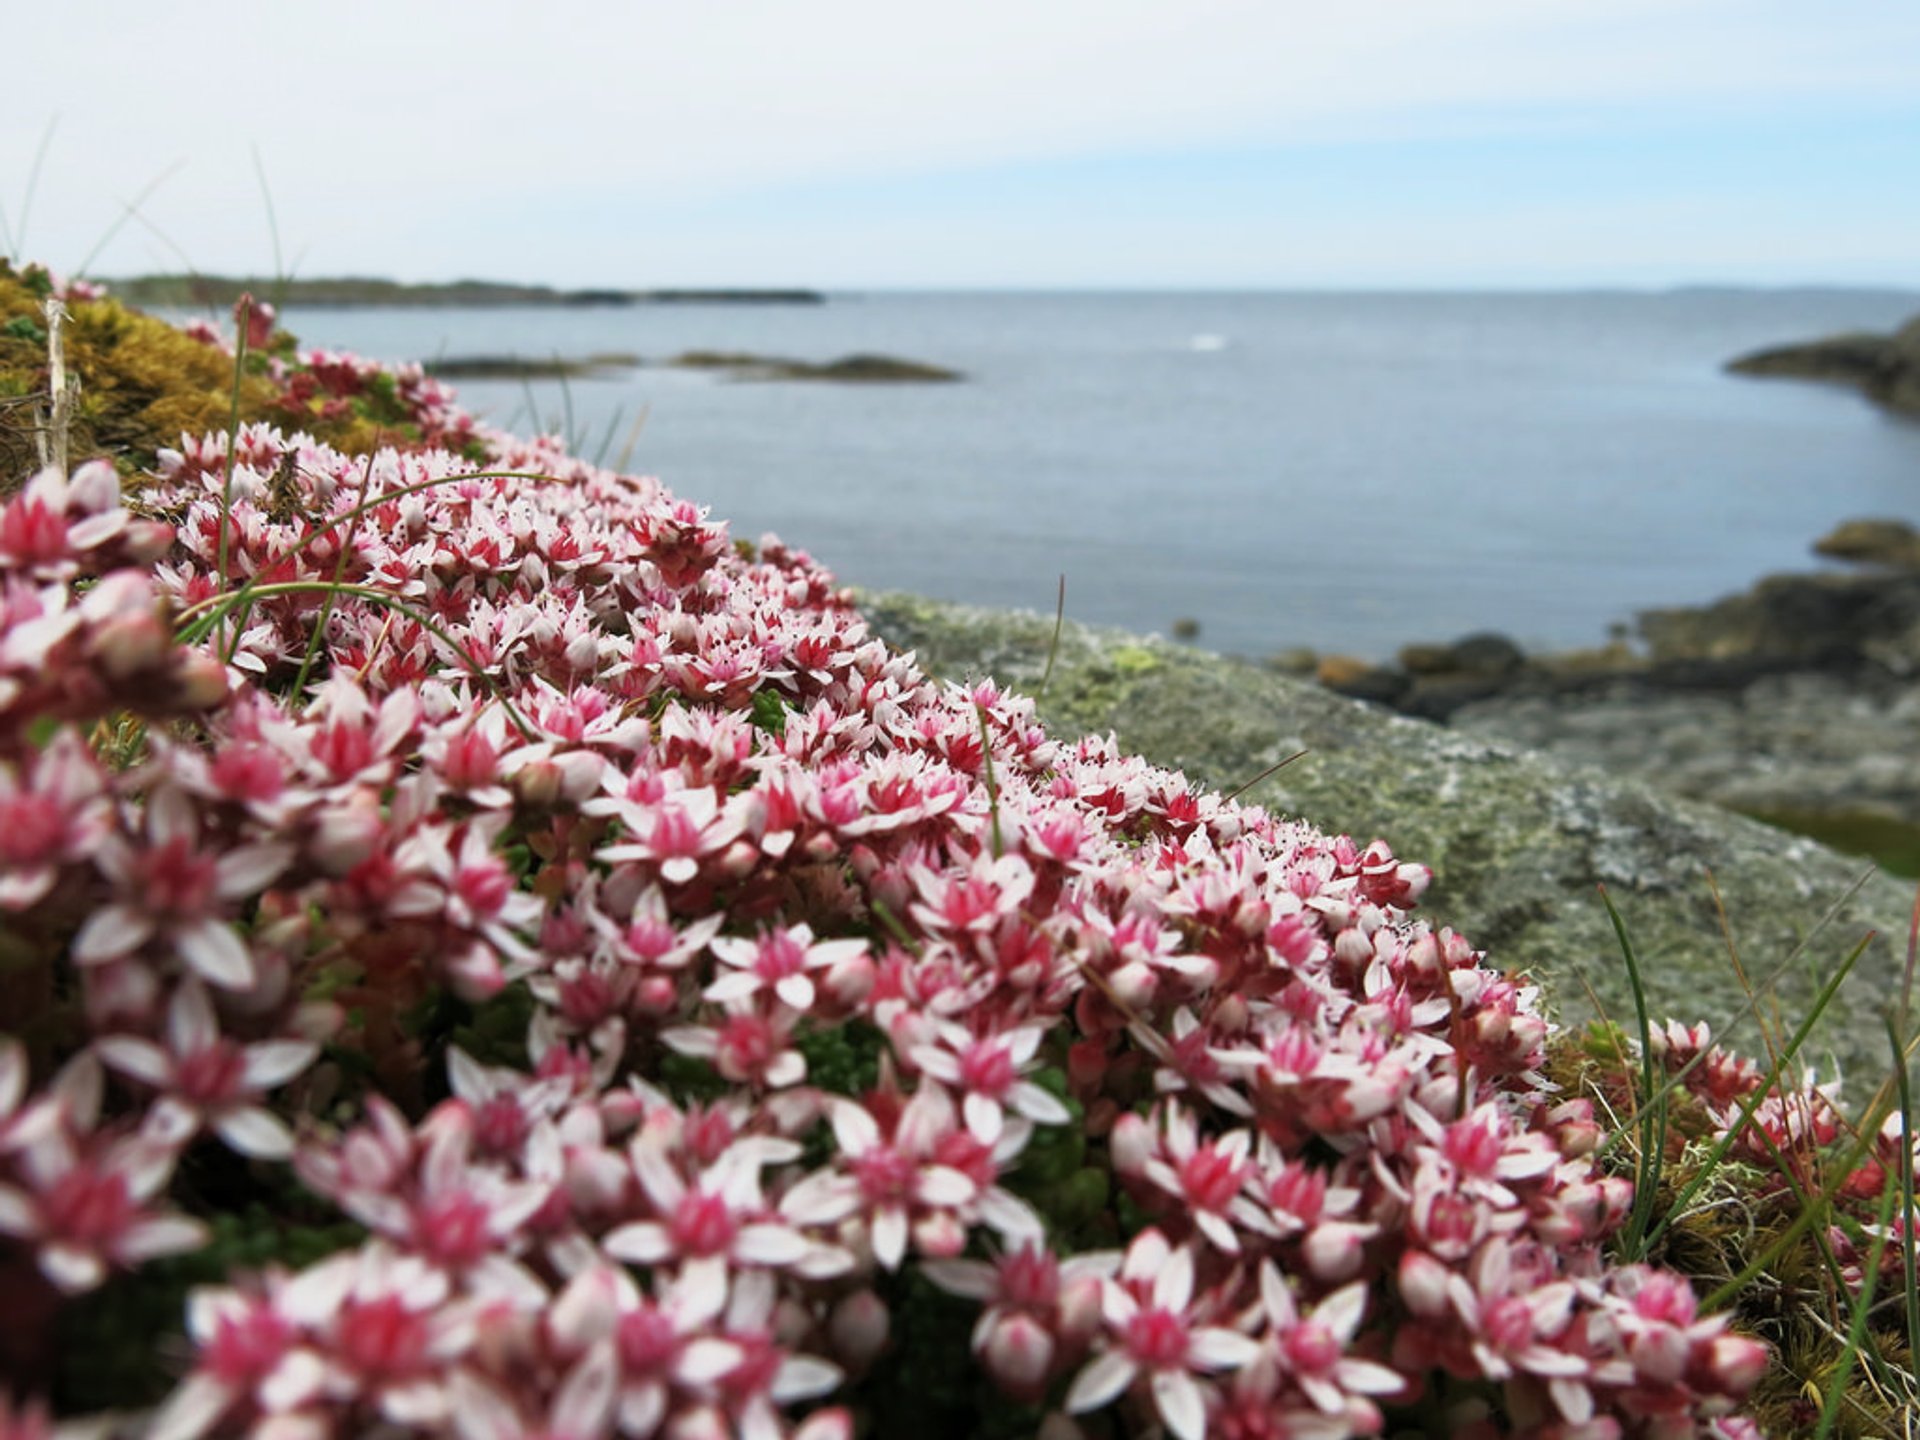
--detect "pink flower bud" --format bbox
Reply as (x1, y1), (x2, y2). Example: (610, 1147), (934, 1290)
(1303, 1220), (1369, 1282)
(1056, 1272), (1105, 1347)
(1108, 1111), (1152, 1178)
(981, 1312), (1055, 1400)
(1398, 1248), (1452, 1317)
(1704, 1335), (1770, 1395)
(828, 1289), (890, 1370)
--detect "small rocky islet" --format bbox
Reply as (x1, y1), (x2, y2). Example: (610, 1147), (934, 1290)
(1726, 308), (1920, 417)
(420, 349), (963, 384)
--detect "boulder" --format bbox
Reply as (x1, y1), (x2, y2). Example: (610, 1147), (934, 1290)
(860, 591), (1916, 1083)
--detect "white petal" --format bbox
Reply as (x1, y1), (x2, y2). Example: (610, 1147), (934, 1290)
(871, 1206), (908, 1270)
(678, 1338), (744, 1386)
(1154, 1245), (1195, 1312)
(963, 1093), (1004, 1145)
(1315, 1282), (1369, 1342)
(917, 1165), (976, 1208)
(1065, 1350), (1137, 1415)
(176, 920), (256, 990)
(828, 1100), (879, 1156)
(1336, 1357), (1407, 1396)
(1011, 1083), (1071, 1126)
(1189, 1327), (1263, 1370)
(94, 1035), (173, 1088)
(703, 972), (763, 1004)
(553, 1343), (619, 1437)
(603, 1222), (672, 1264)
(736, 1223), (809, 1266)
(147, 1373), (234, 1440)
(1194, 1210), (1241, 1254)
(167, 979), (221, 1052)
(242, 1039), (320, 1090)
(1153, 1369), (1207, 1440)
(214, 1107), (294, 1160)
(214, 842), (294, 899)
(919, 1259), (998, 1301)
(0, 1183), (37, 1236)
(41, 1243), (106, 1293)
(122, 1213), (209, 1262)
(770, 1353), (843, 1404)
(1549, 1375), (1596, 1424)
(72, 905), (152, 963)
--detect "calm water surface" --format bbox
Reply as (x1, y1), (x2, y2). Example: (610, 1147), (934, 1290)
(277, 291), (1920, 661)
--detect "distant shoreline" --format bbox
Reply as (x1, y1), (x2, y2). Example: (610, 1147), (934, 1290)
(106, 274), (826, 309)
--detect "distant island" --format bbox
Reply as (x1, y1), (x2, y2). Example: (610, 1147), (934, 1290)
(1727, 311), (1920, 417)
(420, 349), (963, 384)
(107, 274), (825, 309)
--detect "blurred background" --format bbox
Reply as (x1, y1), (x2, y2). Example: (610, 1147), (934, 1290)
(4, 0), (1917, 663)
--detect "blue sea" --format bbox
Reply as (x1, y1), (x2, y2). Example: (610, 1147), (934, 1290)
(276, 290), (1920, 662)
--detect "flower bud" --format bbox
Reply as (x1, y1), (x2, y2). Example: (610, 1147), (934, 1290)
(1108, 1111), (1153, 1178)
(980, 1312), (1055, 1400)
(828, 1289), (890, 1371)
(1704, 1334), (1769, 1395)
(1398, 1248), (1452, 1318)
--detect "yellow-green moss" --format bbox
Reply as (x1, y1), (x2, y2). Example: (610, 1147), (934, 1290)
(0, 261), (430, 493)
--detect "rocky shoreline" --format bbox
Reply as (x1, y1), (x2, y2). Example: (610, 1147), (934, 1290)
(1290, 519), (1920, 874)
(1727, 310), (1920, 417)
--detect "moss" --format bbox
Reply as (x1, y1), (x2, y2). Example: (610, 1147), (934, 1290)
(1107, 644), (1161, 675)
(0, 260), (429, 491)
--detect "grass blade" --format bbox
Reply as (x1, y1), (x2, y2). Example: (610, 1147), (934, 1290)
(1598, 884), (1666, 1261)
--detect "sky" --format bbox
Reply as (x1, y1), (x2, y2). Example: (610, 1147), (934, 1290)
(6, 0), (1919, 290)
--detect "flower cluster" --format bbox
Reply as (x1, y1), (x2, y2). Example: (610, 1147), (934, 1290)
(0, 301), (1813, 1438)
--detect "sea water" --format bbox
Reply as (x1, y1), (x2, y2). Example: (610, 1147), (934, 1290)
(275, 290), (1920, 662)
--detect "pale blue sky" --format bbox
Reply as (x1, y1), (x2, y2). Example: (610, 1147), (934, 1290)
(7, 1), (1918, 289)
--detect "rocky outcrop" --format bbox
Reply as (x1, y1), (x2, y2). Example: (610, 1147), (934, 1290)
(860, 592), (1915, 1082)
(1727, 312), (1920, 416)
(424, 352), (640, 380)
(1814, 517), (1920, 568)
(667, 351), (962, 383)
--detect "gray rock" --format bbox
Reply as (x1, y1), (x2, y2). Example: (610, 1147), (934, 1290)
(1636, 570), (1920, 677)
(1452, 671), (1920, 836)
(860, 591), (1916, 1084)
